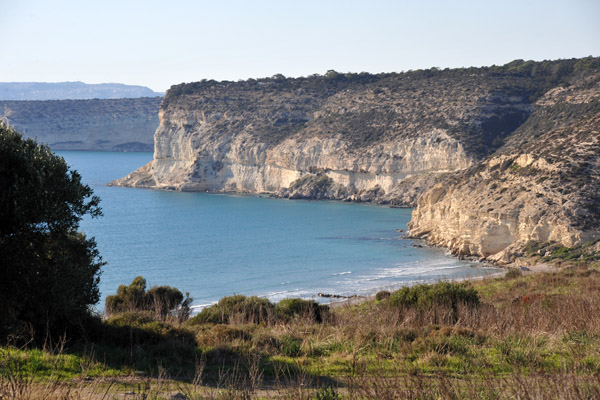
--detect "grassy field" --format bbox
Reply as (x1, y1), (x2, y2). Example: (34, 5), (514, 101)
(2, 257), (600, 399)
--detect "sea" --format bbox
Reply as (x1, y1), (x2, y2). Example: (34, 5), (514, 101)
(57, 151), (502, 311)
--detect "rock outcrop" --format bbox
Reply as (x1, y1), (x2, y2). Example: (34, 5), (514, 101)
(409, 64), (600, 262)
(112, 67), (538, 205)
(0, 97), (161, 151)
(113, 58), (600, 260)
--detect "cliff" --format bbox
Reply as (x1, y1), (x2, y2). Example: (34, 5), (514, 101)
(409, 63), (600, 262)
(0, 97), (161, 151)
(113, 58), (600, 260)
(112, 66), (541, 203)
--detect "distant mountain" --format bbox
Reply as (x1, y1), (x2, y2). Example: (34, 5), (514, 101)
(0, 97), (161, 151)
(0, 82), (163, 100)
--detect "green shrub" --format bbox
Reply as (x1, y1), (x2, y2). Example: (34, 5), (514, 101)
(388, 282), (480, 310)
(275, 298), (329, 323)
(542, 240), (600, 262)
(105, 276), (147, 313)
(187, 295), (275, 325)
(105, 276), (192, 322)
(375, 290), (391, 301)
(145, 285), (184, 319)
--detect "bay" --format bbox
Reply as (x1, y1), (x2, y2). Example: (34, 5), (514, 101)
(57, 151), (501, 311)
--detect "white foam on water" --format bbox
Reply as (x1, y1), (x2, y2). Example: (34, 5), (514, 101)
(189, 254), (500, 310)
(190, 301), (218, 311)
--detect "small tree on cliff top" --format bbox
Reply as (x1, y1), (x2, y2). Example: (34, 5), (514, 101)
(0, 123), (103, 342)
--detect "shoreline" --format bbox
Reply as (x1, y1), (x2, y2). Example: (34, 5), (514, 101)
(324, 269), (507, 309)
(316, 236), (505, 308)
(325, 261), (560, 309)
(187, 259), (558, 313)
(187, 238), (507, 313)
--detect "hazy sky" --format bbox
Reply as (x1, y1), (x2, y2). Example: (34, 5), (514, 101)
(1, 0), (598, 92)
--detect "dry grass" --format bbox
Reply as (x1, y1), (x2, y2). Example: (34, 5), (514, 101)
(3, 264), (600, 399)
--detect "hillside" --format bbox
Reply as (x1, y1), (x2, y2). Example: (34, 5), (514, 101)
(0, 97), (161, 151)
(0, 81), (162, 100)
(409, 67), (600, 263)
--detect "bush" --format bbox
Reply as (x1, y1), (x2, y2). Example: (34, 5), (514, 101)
(105, 276), (192, 322)
(188, 295), (275, 325)
(105, 276), (147, 313)
(145, 286), (185, 320)
(275, 298), (329, 323)
(388, 282), (480, 310)
(375, 290), (391, 301)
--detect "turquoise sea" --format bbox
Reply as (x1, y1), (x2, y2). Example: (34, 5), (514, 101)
(58, 151), (501, 311)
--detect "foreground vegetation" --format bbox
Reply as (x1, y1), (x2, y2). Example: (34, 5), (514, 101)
(2, 257), (600, 399)
(3, 125), (600, 398)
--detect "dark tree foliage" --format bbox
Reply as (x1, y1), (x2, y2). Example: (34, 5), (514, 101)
(0, 124), (103, 342)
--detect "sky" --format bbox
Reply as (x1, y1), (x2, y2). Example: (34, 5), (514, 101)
(0, 0), (599, 92)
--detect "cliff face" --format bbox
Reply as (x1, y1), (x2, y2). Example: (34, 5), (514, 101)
(113, 59), (600, 259)
(409, 68), (600, 262)
(0, 97), (161, 151)
(112, 68), (536, 204)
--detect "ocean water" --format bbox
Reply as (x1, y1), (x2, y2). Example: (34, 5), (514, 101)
(58, 151), (501, 311)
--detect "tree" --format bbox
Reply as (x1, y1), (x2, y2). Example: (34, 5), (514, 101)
(0, 124), (103, 342)
(325, 69), (340, 80)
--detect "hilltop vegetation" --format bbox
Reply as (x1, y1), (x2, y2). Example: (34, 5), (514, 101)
(165, 57), (597, 155)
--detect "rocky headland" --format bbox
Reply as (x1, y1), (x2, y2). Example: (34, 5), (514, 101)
(0, 97), (161, 151)
(113, 58), (600, 262)
(409, 66), (600, 263)
(112, 67), (536, 200)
